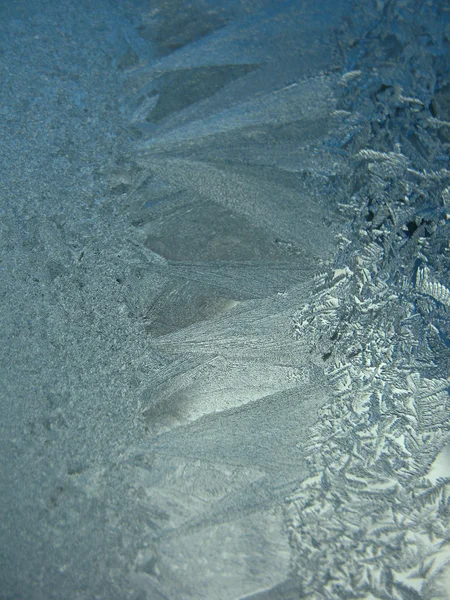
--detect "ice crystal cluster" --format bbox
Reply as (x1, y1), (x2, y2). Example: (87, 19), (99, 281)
(287, 2), (450, 597)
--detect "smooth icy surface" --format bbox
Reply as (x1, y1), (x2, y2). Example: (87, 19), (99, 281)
(0, 1), (449, 599)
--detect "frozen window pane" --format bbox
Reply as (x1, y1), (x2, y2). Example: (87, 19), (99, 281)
(1, 1), (449, 599)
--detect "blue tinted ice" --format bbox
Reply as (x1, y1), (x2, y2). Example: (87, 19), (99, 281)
(0, 0), (449, 598)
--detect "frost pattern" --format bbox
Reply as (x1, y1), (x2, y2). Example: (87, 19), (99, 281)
(4, 0), (450, 598)
(416, 266), (450, 308)
(89, 0), (450, 597)
(286, 1), (450, 596)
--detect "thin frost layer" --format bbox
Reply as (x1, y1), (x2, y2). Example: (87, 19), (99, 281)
(2, 0), (448, 598)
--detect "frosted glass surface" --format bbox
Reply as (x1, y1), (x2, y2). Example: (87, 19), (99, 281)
(0, 0), (449, 598)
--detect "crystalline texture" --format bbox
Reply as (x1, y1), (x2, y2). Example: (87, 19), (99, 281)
(0, 1), (449, 599)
